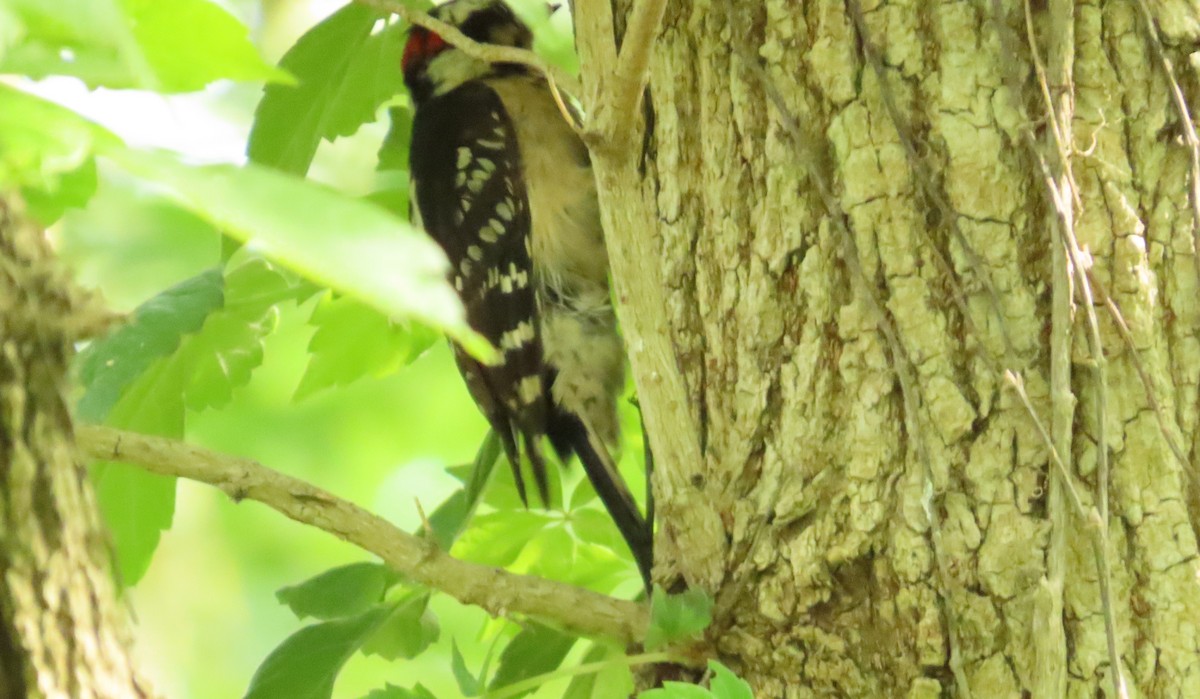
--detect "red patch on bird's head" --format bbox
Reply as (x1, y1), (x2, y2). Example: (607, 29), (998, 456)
(402, 27), (449, 82)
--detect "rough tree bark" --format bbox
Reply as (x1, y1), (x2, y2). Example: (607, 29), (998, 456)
(581, 0), (1200, 695)
(0, 197), (149, 698)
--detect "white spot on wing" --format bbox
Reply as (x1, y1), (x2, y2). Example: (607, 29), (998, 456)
(499, 321), (535, 350)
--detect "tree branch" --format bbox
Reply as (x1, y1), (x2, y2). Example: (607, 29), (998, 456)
(574, 0), (667, 148)
(76, 425), (647, 644)
(355, 0), (581, 97)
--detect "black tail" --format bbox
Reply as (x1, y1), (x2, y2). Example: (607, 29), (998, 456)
(550, 411), (653, 590)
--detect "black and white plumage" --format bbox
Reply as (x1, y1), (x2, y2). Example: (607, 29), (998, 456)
(402, 0), (652, 586)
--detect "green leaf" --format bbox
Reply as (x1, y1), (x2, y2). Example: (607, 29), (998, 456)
(245, 606), (391, 699)
(121, 0), (290, 92)
(294, 293), (436, 401)
(361, 592), (439, 660)
(81, 261), (297, 584)
(0, 0), (285, 90)
(0, 83), (119, 223)
(247, 3), (406, 174)
(276, 562), (396, 621)
(77, 268), (224, 422)
(104, 148), (490, 357)
(562, 642), (635, 699)
(177, 259), (291, 412)
(90, 357), (187, 584)
(707, 661), (753, 699)
(427, 431), (502, 549)
(638, 684), (713, 699)
(0, 0), (150, 89)
(645, 587), (713, 652)
(451, 640), (484, 697)
(569, 507), (626, 554)
(453, 512), (556, 569)
(488, 623), (577, 698)
(364, 685), (437, 699)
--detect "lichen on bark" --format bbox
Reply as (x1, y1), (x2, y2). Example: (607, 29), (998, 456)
(591, 0), (1200, 695)
(0, 196), (149, 698)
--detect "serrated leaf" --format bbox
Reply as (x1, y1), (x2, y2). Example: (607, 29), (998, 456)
(488, 623), (576, 698)
(248, 3), (408, 174)
(451, 640), (484, 698)
(638, 683), (713, 699)
(121, 0), (289, 91)
(81, 261), (297, 584)
(245, 606), (391, 699)
(177, 259), (291, 412)
(104, 148), (491, 358)
(77, 268), (224, 422)
(377, 105), (413, 173)
(0, 0), (150, 89)
(0, 83), (120, 223)
(361, 592), (438, 660)
(91, 356), (187, 584)
(563, 642), (635, 699)
(363, 684), (437, 699)
(569, 507), (626, 554)
(645, 587), (713, 651)
(707, 661), (753, 699)
(0, 0), (285, 90)
(453, 511), (555, 569)
(276, 562), (396, 621)
(294, 293), (436, 401)
(427, 431), (502, 549)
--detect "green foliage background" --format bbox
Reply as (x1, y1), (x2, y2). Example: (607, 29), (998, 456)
(1, 0), (754, 697)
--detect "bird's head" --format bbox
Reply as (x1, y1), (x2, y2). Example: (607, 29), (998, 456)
(402, 0), (544, 100)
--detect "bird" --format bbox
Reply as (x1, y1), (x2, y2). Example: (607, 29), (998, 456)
(401, 0), (652, 587)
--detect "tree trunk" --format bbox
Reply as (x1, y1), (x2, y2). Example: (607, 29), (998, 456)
(584, 0), (1200, 695)
(0, 197), (150, 698)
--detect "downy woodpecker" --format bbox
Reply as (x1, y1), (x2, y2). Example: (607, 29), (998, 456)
(401, 0), (652, 586)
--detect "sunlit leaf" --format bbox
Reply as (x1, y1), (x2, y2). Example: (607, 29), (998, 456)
(563, 642), (635, 699)
(104, 148), (490, 357)
(363, 685), (437, 699)
(451, 640), (484, 698)
(276, 562), (396, 621)
(0, 83), (119, 223)
(77, 268), (224, 422)
(245, 606), (391, 699)
(645, 587), (713, 652)
(178, 259), (291, 412)
(361, 592), (439, 660)
(248, 3), (407, 174)
(707, 661), (754, 699)
(90, 357), (186, 585)
(0, 0), (285, 90)
(294, 293), (436, 401)
(453, 511), (555, 569)
(638, 683), (713, 699)
(488, 623), (577, 698)
(427, 431), (502, 549)
(121, 0), (289, 91)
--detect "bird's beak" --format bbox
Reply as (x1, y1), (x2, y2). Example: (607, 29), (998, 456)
(547, 3), (561, 14)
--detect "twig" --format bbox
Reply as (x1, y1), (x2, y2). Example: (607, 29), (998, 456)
(1132, 0), (1200, 288)
(606, 0), (667, 141)
(354, 0), (581, 97)
(76, 425), (648, 644)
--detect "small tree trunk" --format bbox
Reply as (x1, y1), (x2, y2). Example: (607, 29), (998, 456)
(0, 197), (150, 698)
(584, 0), (1200, 695)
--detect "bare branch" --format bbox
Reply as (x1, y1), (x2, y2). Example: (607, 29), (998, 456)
(574, 0), (666, 148)
(355, 0), (581, 97)
(606, 0), (667, 140)
(76, 425), (647, 644)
